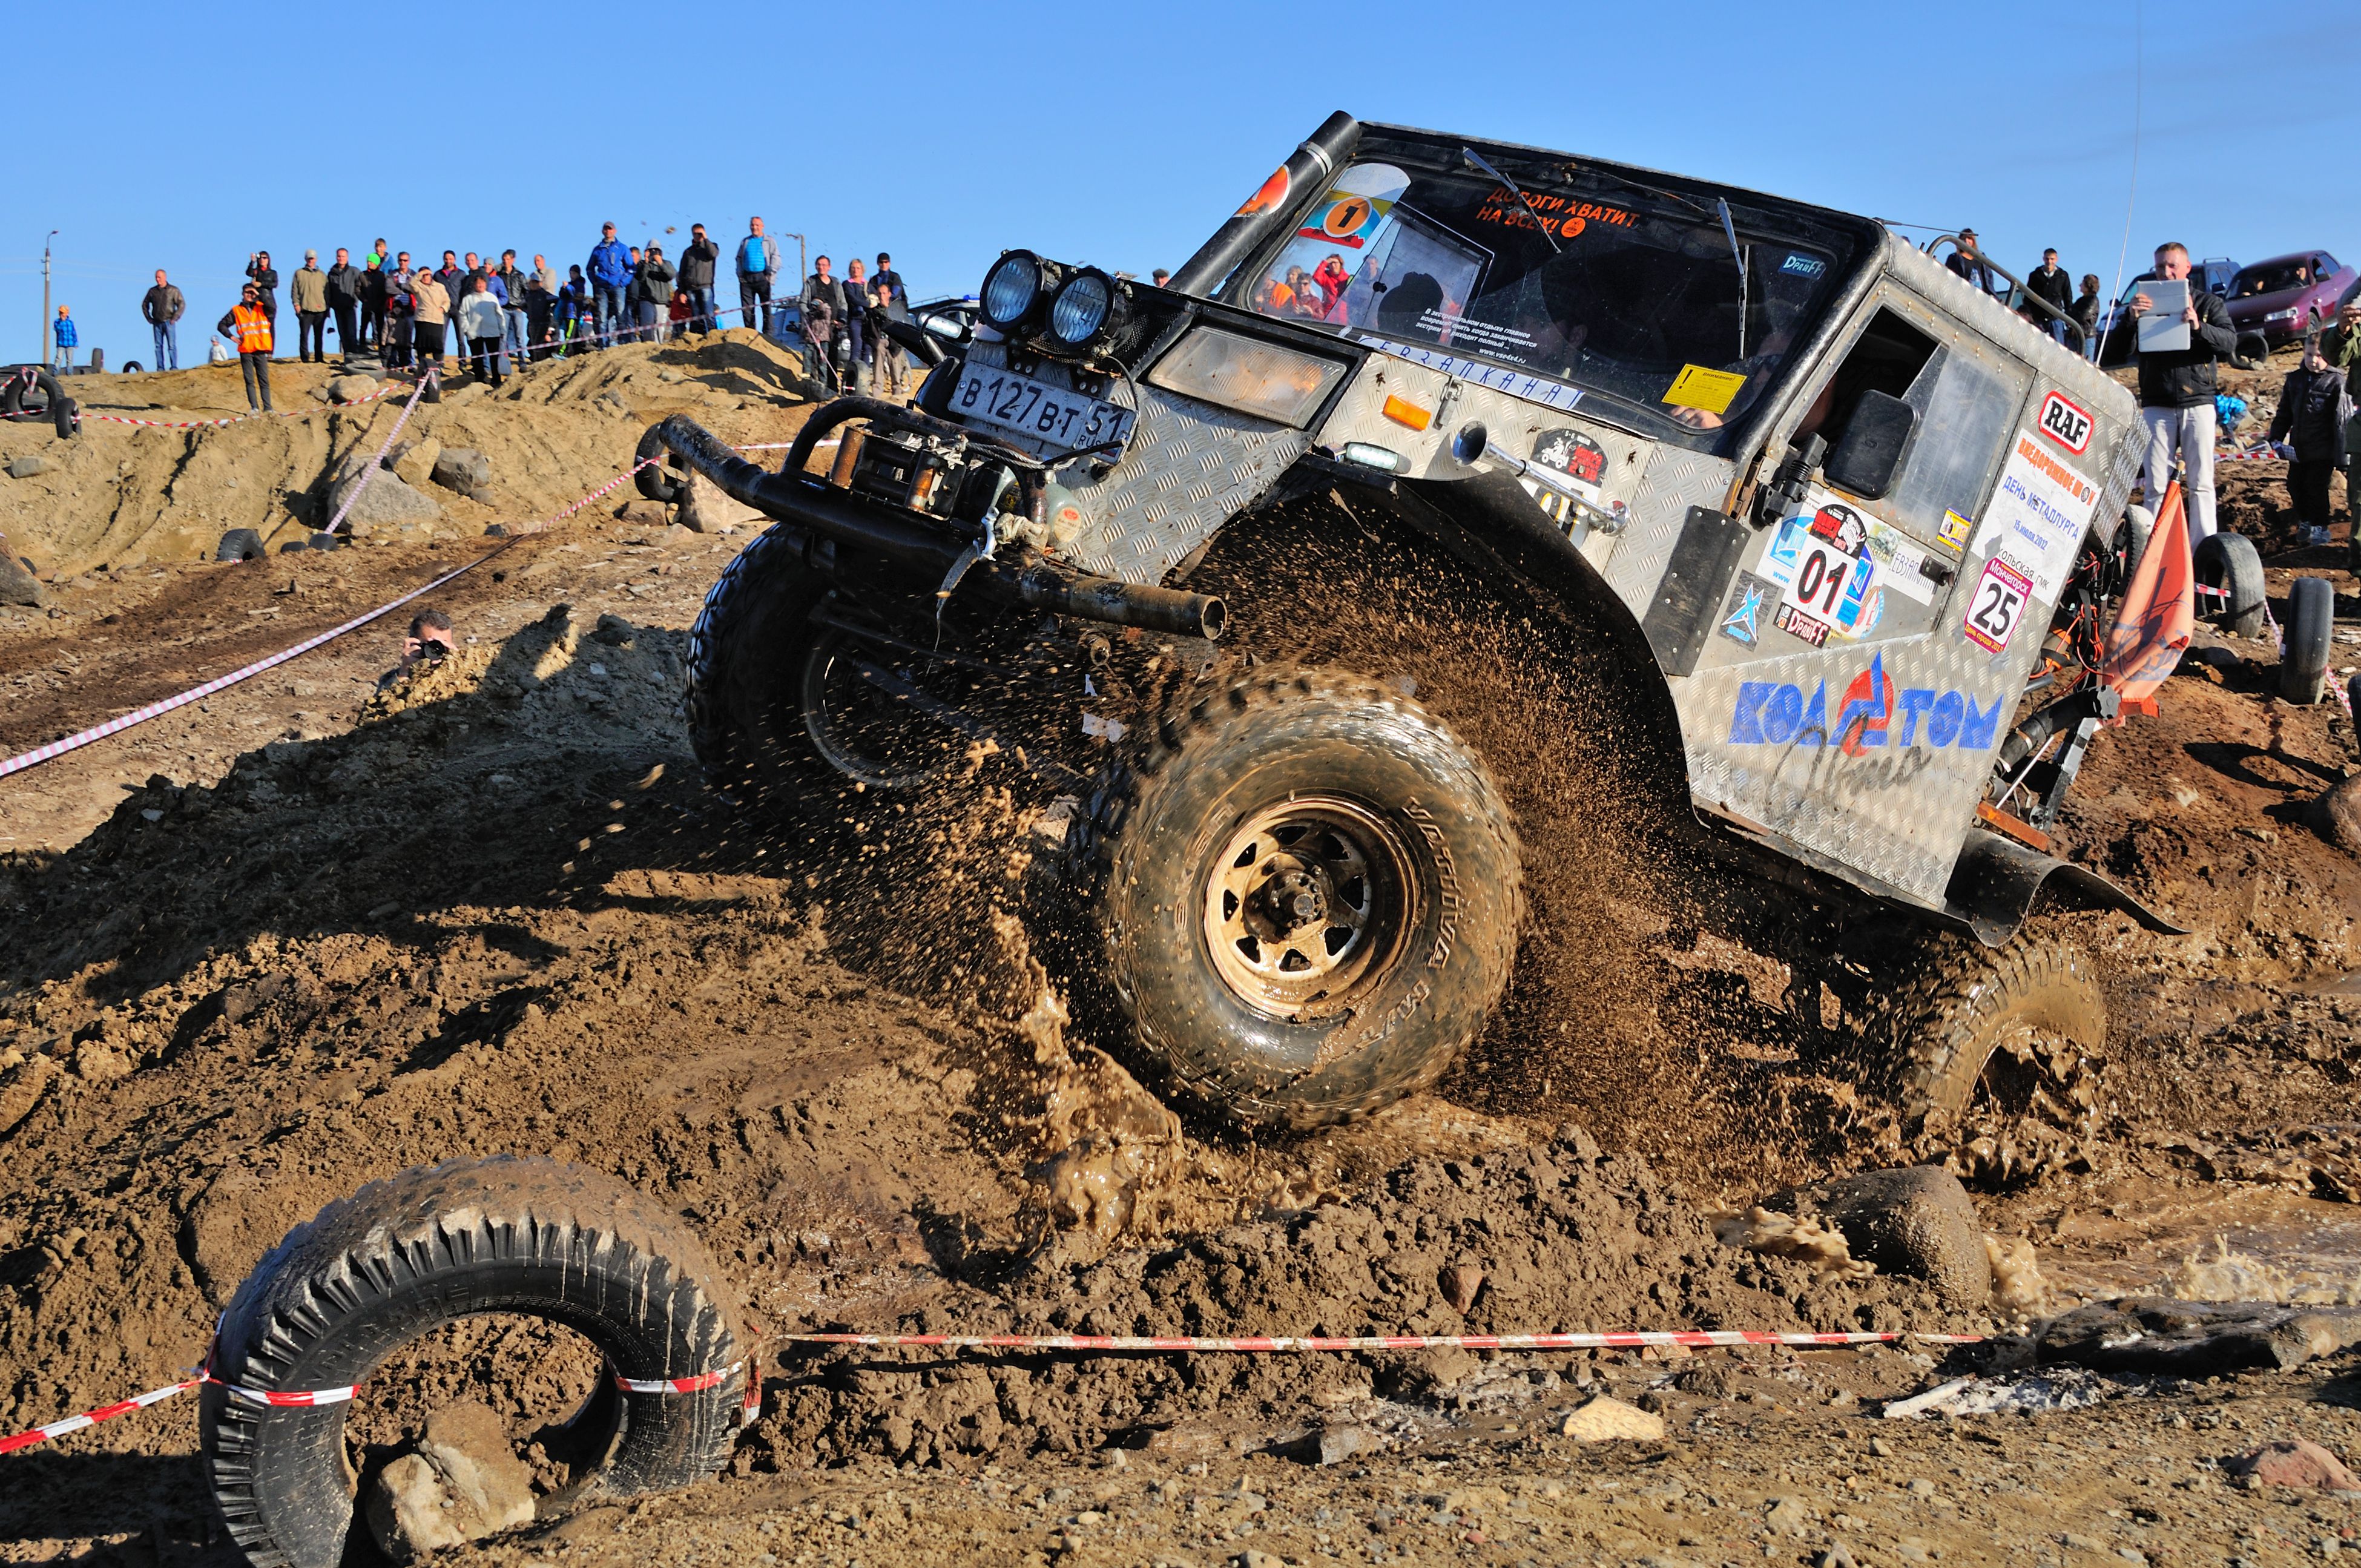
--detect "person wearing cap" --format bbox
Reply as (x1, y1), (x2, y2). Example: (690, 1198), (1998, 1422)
(218, 283), (275, 410)
(245, 250), (280, 321)
(679, 224), (719, 335)
(1945, 229), (1998, 296)
(588, 222), (633, 349)
(873, 251), (905, 306)
(291, 250), (331, 363)
(51, 306), (77, 372)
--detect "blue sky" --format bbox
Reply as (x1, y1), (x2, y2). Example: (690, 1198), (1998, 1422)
(7, 0), (2356, 368)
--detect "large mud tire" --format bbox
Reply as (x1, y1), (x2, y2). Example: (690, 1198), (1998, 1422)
(202, 1156), (746, 1568)
(1877, 934), (2105, 1121)
(683, 523), (820, 797)
(2195, 532), (2267, 640)
(2280, 575), (2334, 704)
(1086, 664), (1522, 1129)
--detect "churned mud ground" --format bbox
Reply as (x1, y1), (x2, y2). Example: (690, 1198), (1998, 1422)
(0, 341), (2356, 1564)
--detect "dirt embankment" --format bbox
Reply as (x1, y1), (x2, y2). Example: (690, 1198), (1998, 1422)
(0, 328), (818, 579)
(0, 339), (2354, 1563)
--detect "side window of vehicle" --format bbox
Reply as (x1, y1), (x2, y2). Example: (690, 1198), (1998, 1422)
(1884, 340), (2029, 548)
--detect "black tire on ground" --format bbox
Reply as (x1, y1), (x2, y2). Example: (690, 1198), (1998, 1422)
(216, 528), (265, 562)
(203, 1156), (746, 1568)
(122, 360), (143, 374)
(683, 522), (820, 795)
(2231, 331), (2270, 371)
(2281, 575), (2336, 705)
(1874, 933), (2106, 1121)
(2194, 532), (2267, 639)
(1085, 663), (1523, 1129)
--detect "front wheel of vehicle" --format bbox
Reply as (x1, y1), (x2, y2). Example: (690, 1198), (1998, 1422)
(1085, 664), (1523, 1129)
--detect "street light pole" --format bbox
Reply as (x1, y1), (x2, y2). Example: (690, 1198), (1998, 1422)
(41, 231), (57, 367)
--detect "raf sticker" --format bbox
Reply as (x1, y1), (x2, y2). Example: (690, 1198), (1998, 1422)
(2036, 390), (2094, 455)
(1938, 509), (1976, 552)
(1662, 363), (1748, 416)
(1719, 571), (1776, 649)
(1774, 602), (1831, 647)
(1962, 556), (2033, 654)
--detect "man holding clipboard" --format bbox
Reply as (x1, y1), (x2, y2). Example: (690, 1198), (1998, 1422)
(2130, 242), (2240, 548)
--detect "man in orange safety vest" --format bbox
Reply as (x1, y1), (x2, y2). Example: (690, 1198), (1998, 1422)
(217, 282), (276, 411)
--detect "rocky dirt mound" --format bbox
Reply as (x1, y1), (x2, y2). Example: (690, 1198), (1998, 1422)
(753, 1126), (1967, 1471)
(0, 329), (816, 577)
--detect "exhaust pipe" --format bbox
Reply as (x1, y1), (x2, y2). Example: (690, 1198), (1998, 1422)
(1167, 111), (1360, 298)
(639, 413), (1225, 640)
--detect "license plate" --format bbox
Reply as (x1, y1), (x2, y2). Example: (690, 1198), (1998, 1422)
(949, 365), (1134, 450)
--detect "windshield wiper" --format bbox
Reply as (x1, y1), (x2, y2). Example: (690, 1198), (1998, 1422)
(1460, 147), (1561, 255)
(1717, 197), (1750, 358)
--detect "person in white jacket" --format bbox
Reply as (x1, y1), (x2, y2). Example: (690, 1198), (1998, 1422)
(458, 276), (506, 387)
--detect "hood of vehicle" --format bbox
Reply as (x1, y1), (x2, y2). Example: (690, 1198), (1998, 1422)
(2226, 284), (2314, 318)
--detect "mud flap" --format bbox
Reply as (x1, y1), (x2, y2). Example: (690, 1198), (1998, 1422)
(1941, 827), (2187, 947)
(1639, 507), (1749, 677)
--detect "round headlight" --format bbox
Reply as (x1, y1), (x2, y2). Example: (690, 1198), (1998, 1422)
(981, 252), (1043, 330)
(1050, 271), (1114, 347)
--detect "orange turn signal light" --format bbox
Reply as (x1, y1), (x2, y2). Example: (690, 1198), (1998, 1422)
(1381, 395), (1432, 431)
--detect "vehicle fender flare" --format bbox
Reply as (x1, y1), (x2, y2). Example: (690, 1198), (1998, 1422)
(1940, 826), (2187, 947)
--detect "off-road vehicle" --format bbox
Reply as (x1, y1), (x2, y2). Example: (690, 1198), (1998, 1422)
(643, 111), (2199, 1134)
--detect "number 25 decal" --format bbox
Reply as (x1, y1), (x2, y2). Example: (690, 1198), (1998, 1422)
(1962, 557), (2032, 654)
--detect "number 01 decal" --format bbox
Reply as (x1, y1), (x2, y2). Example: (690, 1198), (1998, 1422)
(1962, 556), (2033, 654)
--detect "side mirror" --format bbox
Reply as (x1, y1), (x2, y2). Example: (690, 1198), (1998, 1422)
(1823, 389), (1916, 499)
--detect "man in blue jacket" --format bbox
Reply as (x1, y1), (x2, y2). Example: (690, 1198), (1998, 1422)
(588, 222), (633, 351)
(736, 217), (781, 337)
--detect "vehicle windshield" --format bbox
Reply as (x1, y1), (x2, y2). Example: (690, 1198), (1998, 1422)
(1228, 151), (1862, 447)
(2232, 262), (2315, 297)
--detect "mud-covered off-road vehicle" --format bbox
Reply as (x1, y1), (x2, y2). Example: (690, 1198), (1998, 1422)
(645, 111), (2204, 1134)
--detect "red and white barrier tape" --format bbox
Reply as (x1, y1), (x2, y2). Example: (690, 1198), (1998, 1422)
(79, 379), (410, 431)
(1, 1359), (745, 1457)
(0, 1375), (203, 1455)
(612, 1359), (744, 1395)
(776, 1328), (1983, 1353)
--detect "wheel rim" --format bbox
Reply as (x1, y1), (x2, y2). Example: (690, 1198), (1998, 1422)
(799, 629), (952, 790)
(1200, 794), (1418, 1020)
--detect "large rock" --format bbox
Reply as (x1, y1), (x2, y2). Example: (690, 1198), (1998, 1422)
(1764, 1165), (1990, 1306)
(326, 449), (442, 535)
(2037, 1297), (2361, 1374)
(2224, 1438), (2361, 1491)
(362, 1400), (535, 1562)
(0, 550), (47, 608)
(677, 467), (762, 533)
(326, 373), (380, 404)
(2317, 774), (2361, 855)
(5, 455), (49, 478)
(430, 447), (493, 499)
(389, 438), (441, 490)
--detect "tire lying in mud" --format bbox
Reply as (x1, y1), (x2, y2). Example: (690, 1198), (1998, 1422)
(2194, 532), (2267, 640)
(2279, 575), (2334, 705)
(1085, 663), (1523, 1129)
(1875, 933), (2106, 1121)
(203, 1155), (747, 1568)
(216, 528), (265, 562)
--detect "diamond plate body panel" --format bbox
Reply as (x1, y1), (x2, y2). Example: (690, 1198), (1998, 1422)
(963, 342), (1311, 584)
(1603, 447), (1737, 611)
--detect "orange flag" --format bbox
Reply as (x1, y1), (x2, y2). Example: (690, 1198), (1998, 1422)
(2101, 482), (2195, 702)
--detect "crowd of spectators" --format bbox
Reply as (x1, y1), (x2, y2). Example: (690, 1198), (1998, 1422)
(100, 219), (915, 408)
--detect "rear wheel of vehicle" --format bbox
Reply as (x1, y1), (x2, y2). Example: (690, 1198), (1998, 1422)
(203, 1156), (746, 1568)
(2194, 532), (2267, 639)
(2280, 575), (2335, 704)
(1874, 932), (2106, 1122)
(1085, 664), (1523, 1129)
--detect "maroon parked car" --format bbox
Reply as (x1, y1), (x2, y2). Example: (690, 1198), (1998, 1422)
(2226, 251), (2359, 345)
